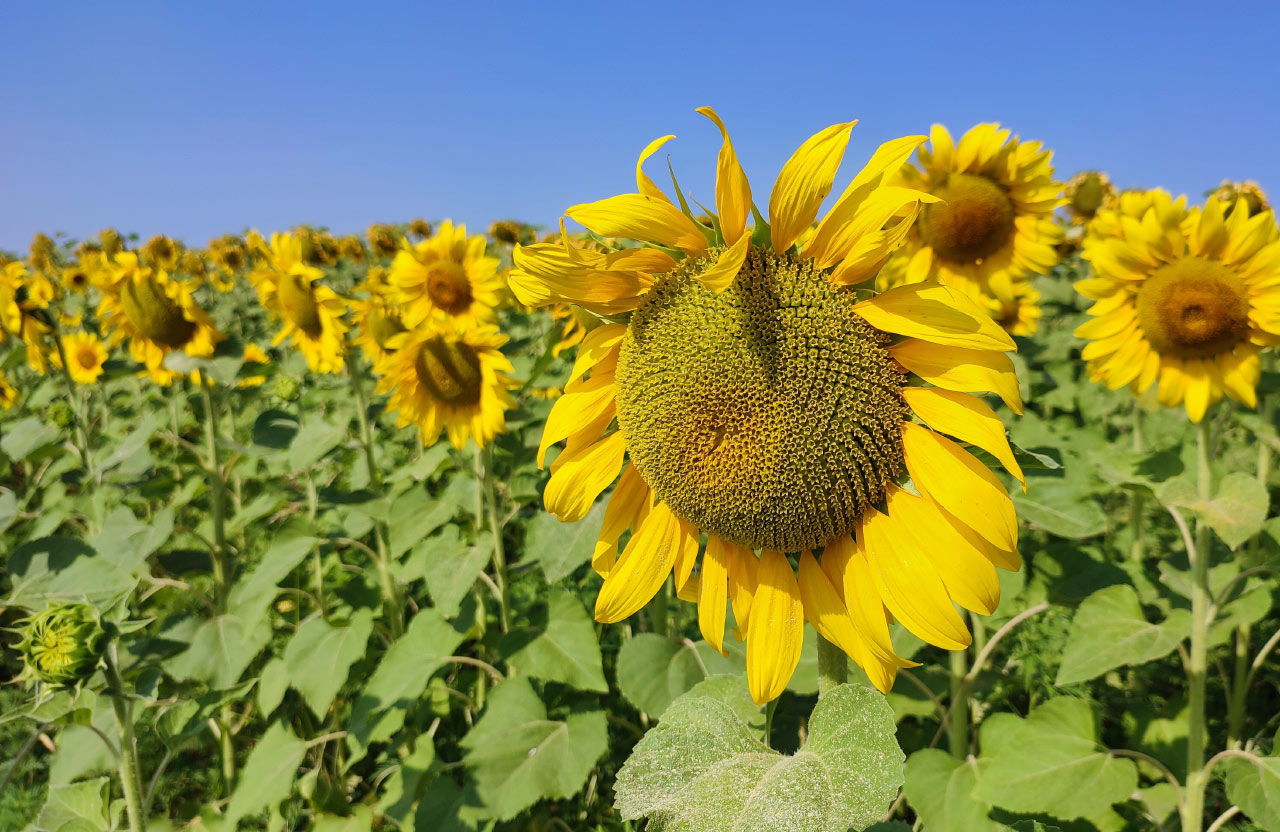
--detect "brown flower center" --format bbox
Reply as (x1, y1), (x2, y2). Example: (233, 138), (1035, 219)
(919, 173), (1016, 264)
(277, 273), (324, 337)
(1136, 257), (1251, 358)
(426, 262), (474, 315)
(414, 336), (483, 406)
(76, 348), (98, 369)
(120, 276), (197, 348)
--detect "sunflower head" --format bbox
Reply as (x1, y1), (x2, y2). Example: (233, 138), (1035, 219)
(61, 264), (92, 294)
(0, 373), (19, 409)
(367, 223), (399, 258)
(13, 603), (108, 688)
(352, 295), (408, 362)
(408, 218), (433, 239)
(339, 235), (367, 263)
(488, 220), (523, 245)
(142, 235), (181, 270)
(99, 228), (124, 257)
(61, 332), (109, 384)
(30, 233), (58, 273)
(1064, 170), (1116, 220)
(249, 233), (349, 374)
(388, 221), (502, 329)
(1209, 180), (1270, 218)
(1077, 189), (1280, 421)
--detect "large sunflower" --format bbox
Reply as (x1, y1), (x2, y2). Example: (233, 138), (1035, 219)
(1075, 190), (1280, 422)
(388, 220), (502, 329)
(510, 109), (1026, 704)
(373, 323), (517, 449)
(249, 232), (349, 374)
(882, 123), (1063, 296)
(98, 253), (224, 384)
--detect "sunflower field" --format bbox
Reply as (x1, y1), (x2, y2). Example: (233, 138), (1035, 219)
(1, 117), (1278, 832)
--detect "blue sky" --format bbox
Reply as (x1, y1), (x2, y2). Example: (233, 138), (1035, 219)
(2, 0), (1277, 251)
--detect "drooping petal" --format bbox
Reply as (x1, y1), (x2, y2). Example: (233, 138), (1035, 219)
(509, 243), (651, 313)
(725, 542), (758, 641)
(697, 107), (752, 245)
(855, 281), (1016, 352)
(693, 233), (751, 293)
(746, 550), (805, 705)
(595, 502), (683, 623)
(769, 120), (857, 253)
(593, 465), (652, 577)
(699, 537), (732, 654)
(672, 517), (701, 593)
(543, 431), (626, 522)
(891, 339), (1023, 414)
(901, 422), (1017, 552)
(538, 376), (616, 467)
(567, 324), (626, 389)
(568, 194), (708, 256)
(902, 387), (1024, 487)
(637, 135), (676, 203)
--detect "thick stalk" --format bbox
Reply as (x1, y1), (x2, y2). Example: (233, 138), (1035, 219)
(52, 334), (96, 481)
(815, 634), (847, 697)
(475, 445), (510, 633)
(948, 646), (970, 759)
(1226, 623), (1250, 748)
(1181, 419), (1213, 832)
(105, 646), (146, 832)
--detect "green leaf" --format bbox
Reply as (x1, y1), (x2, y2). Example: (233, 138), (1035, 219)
(257, 658), (289, 716)
(346, 603), (473, 761)
(409, 525), (490, 617)
(522, 500), (605, 583)
(460, 677), (608, 820)
(680, 675), (766, 737)
(1056, 584), (1190, 685)
(499, 590), (607, 693)
(904, 749), (1003, 832)
(375, 741), (436, 822)
(614, 684), (903, 832)
(1158, 471), (1270, 549)
(31, 776), (113, 832)
(414, 776), (483, 832)
(167, 614), (273, 690)
(2, 416), (60, 460)
(1090, 446), (1183, 493)
(4, 536), (136, 606)
(1013, 481), (1108, 539)
(387, 442), (452, 483)
(97, 411), (162, 474)
(252, 408), (299, 449)
(0, 488), (17, 534)
(224, 722), (308, 827)
(311, 808), (373, 832)
(283, 609), (375, 718)
(287, 415), (348, 471)
(976, 698), (1137, 821)
(387, 487), (460, 560)
(1223, 755), (1280, 830)
(616, 633), (743, 718)
(226, 532), (318, 624)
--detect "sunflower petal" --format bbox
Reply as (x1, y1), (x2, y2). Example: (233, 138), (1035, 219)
(595, 502), (682, 623)
(567, 324), (626, 389)
(567, 194), (708, 256)
(637, 135), (676, 203)
(694, 233), (751, 293)
(891, 340), (1022, 413)
(855, 280), (1016, 352)
(544, 431), (626, 522)
(902, 422), (1017, 552)
(726, 543), (758, 640)
(902, 387), (1024, 487)
(697, 107), (752, 245)
(747, 550), (805, 705)
(538, 376), (616, 468)
(699, 537), (732, 654)
(769, 121), (857, 253)
(593, 465), (652, 577)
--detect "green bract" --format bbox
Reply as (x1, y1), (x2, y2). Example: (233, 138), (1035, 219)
(14, 602), (108, 687)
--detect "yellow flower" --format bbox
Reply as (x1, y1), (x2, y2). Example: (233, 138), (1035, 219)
(339, 235), (367, 263)
(374, 323), (517, 449)
(61, 264), (93, 294)
(249, 232), (349, 373)
(549, 303), (591, 357)
(238, 342), (270, 388)
(98, 229), (124, 257)
(388, 220), (502, 328)
(408, 218), (433, 239)
(97, 253), (225, 385)
(367, 223), (399, 258)
(0, 262), (54, 373)
(1064, 170), (1116, 221)
(985, 276), (1042, 336)
(141, 235), (182, 270)
(1076, 189), (1280, 422)
(0, 373), (18, 409)
(351, 294), (408, 363)
(1209, 180), (1270, 218)
(488, 220), (523, 245)
(510, 108), (1025, 704)
(30, 233), (58, 273)
(881, 123), (1064, 296)
(59, 332), (109, 384)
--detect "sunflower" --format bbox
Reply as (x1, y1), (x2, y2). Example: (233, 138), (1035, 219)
(388, 220), (503, 329)
(97, 253), (224, 384)
(59, 332), (108, 384)
(882, 123), (1064, 296)
(0, 373), (17, 408)
(367, 223), (399, 258)
(1076, 189), (1280, 422)
(351, 294), (408, 363)
(1063, 170), (1116, 222)
(549, 303), (591, 357)
(339, 235), (367, 263)
(1209, 180), (1270, 218)
(985, 276), (1042, 336)
(510, 108), (1026, 704)
(408, 218), (433, 239)
(61, 263), (93, 294)
(249, 232), (349, 374)
(141, 235), (181, 270)
(30, 233), (58, 273)
(374, 323), (517, 449)
(0, 262), (53, 373)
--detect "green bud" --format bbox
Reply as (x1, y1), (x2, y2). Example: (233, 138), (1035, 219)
(272, 374), (301, 402)
(14, 603), (108, 687)
(45, 400), (75, 429)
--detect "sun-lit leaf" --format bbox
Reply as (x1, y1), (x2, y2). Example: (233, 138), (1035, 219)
(499, 590), (607, 692)
(1056, 584), (1190, 685)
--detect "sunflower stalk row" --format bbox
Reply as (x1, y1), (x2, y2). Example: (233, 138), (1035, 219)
(1, 117), (1278, 832)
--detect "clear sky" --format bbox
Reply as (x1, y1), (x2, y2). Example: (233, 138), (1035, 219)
(2, 0), (1277, 251)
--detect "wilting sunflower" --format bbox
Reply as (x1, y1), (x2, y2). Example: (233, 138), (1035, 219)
(1076, 189), (1280, 422)
(249, 232), (349, 374)
(389, 221), (503, 329)
(97, 253), (224, 384)
(985, 276), (1042, 336)
(1209, 180), (1270, 218)
(510, 109), (1026, 704)
(374, 323), (517, 449)
(883, 123), (1063, 295)
(1063, 170), (1116, 222)
(351, 294), (408, 363)
(59, 332), (108, 384)
(0, 262), (53, 373)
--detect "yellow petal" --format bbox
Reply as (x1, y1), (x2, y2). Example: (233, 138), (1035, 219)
(672, 517), (701, 592)
(797, 551), (887, 688)
(746, 550), (805, 705)
(769, 120), (857, 253)
(567, 194), (707, 256)
(593, 465), (652, 577)
(543, 431), (625, 522)
(699, 537), (732, 654)
(855, 280), (1016, 352)
(822, 532), (915, 667)
(538, 376), (616, 467)
(637, 135), (676, 203)
(1184, 359), (1212, 423)
(694, 233), (750, 293)
(697, 107), (752, 245)
(567, 324), (626, 389)
(726, 542), (758, 641)
(862, 506), (971, 650)
(902, 387), (1024, 488)
(891, 339), (1022, 414)
(902, 422), (1017, 552)
(509, 244), (650, 314)
(812, 545), (905, 693)
(595, 502), (682, 623)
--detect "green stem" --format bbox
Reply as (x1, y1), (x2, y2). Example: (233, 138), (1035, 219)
(1181, 418), (1213, 832)
(1129, 402), (1147, 562)
(948, 646), (970, 759)
(1226, 623), (1250, 749)
(51, 333), (95, 481)
(105, 647), (146, 832)
(815, 634), (847, 698)
(476, 445), (510, 634)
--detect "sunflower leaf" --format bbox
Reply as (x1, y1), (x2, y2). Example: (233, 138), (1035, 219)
(1223, 755), (1280, 830)
(1056, 584), (1190, 685)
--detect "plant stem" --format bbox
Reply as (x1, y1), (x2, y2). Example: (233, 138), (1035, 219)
(475, 445), (509, 633)
(1129, 402), (1146, 562)
(105, 646), (146, 832)
(1181, 418), (1213, 832)
(347, 357), (402, 637)
(51, 333), (95, 481)
(948, 646), (970, 759)
(1226, 622), (1250, 748)
(815, 633), (847, 698)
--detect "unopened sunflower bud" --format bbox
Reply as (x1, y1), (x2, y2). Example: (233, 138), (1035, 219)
(45, 400), (75, 428)
(272, 374), (301, 402)
(14, 603), (108, 687)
